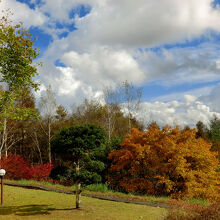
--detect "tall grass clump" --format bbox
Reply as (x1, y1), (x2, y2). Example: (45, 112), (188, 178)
(84, 184), (111, 193)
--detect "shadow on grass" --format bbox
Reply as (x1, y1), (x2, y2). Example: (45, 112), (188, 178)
(0, 205), (54, 216)
(0, 205), (80, 216)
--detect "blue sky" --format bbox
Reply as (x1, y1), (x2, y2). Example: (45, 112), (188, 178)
(1, 0), (220, 126)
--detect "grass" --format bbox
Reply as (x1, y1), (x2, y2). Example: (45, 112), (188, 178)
(5, 179), (75, 191)
(82, 183), (169, 204)
(0, 185), (167, 220)
(187, 198), (210, 206)
(84, 184), (169, 203)
(5, 180), (210, 206)
(5, 179), (67, 188)
(5, 179), (170, 204)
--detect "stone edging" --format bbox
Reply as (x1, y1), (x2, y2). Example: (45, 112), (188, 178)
(4, 182), (169, 209)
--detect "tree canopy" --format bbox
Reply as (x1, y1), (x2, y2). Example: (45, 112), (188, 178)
(52, 124), (107, 163)
(0, 15), (39, 122)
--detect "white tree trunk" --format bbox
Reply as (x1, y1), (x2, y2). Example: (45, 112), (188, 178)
(5, 125), (7, 158)
(107, 105), (111, 141)
(48, 118), (51, 163)
(75, 162), (81, 208)
(0, 117), (7, 159)
(33, 131), (43, 164)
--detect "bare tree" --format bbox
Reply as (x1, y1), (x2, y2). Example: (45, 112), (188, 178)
(38, 85), (57, 163)
(103, 86), (121, 140)
(121, 81), (142, 131)
(0, 117), (23, 158)
(103, 81), (142, 134)
(28, 124), (43, 164)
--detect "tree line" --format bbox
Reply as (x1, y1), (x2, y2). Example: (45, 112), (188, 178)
(0, 83), (144, 164)
(196, 116), (220, 160)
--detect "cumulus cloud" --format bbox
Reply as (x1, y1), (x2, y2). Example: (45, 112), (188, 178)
(37, 0), (106, 23)
(0, 0), (48, 27)
(60, 46), (145, 87)
(4, 0), (220, 87)
(36, 60), (104, 107)
(138, 95), (220, 127)
(2, 0), (220, 127)
(10, 0), (220, 48)
(137, 44), (220, 85)
(35, 44), (145, 108)
(39, 33), (220, 98)
(152, 85), (216, 102)
(76, 0), (220, 47)
(198, 83), (220, 112)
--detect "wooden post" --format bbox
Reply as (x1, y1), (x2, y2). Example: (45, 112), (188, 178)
(1, 176), (3, 205)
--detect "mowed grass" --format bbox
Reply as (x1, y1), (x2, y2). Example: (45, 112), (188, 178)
(0, 186), (167, 220)
(5, 179), (170, 204)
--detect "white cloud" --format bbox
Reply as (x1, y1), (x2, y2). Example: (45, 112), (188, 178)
(36, 60), (105, 107)
(2, 0), (220, 126)
(32, 0), (220, 121)
(60, 46), (145, 88)
(4, 0), (220, 88)
(18, 0), (220, 49)
(138, 95), (220, 127)
(38, 0), (104, 22)
(137, 44), (220, 86)
(35, 44), (145, 108)
(40, 33), (220, 96)
(0, 0), (48, 27)
(198, 83), (220, 112)
(76, 0), (220, 47)
(152, 85), (215, 102)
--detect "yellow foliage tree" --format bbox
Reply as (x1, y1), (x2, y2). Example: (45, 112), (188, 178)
(108, 123), (219, 199)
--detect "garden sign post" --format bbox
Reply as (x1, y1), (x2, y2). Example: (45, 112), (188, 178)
(0, 169), (6, 205)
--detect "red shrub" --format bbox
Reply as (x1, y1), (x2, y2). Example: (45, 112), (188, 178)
(27, 162), (54, 181)
(0, 153), (31, 180)
(0, 153), (53, 181)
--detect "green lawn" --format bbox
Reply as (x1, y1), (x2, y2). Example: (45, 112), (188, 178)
(0, 186), (167, 220)
(4, 179), (170, 205)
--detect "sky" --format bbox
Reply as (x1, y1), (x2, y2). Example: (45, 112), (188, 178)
(1, 0), (220, 127)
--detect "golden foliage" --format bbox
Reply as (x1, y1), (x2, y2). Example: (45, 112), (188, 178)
(108, 123), (219, 198)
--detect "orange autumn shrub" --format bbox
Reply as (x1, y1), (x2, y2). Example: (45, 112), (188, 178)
(108, 123), (220, 199)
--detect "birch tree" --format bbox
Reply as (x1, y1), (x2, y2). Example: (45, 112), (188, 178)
(38, 85), (57, 163)
(103, 86), (121, 140)
(122, 81), (142, 131)
(103, 82), (142, 134)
